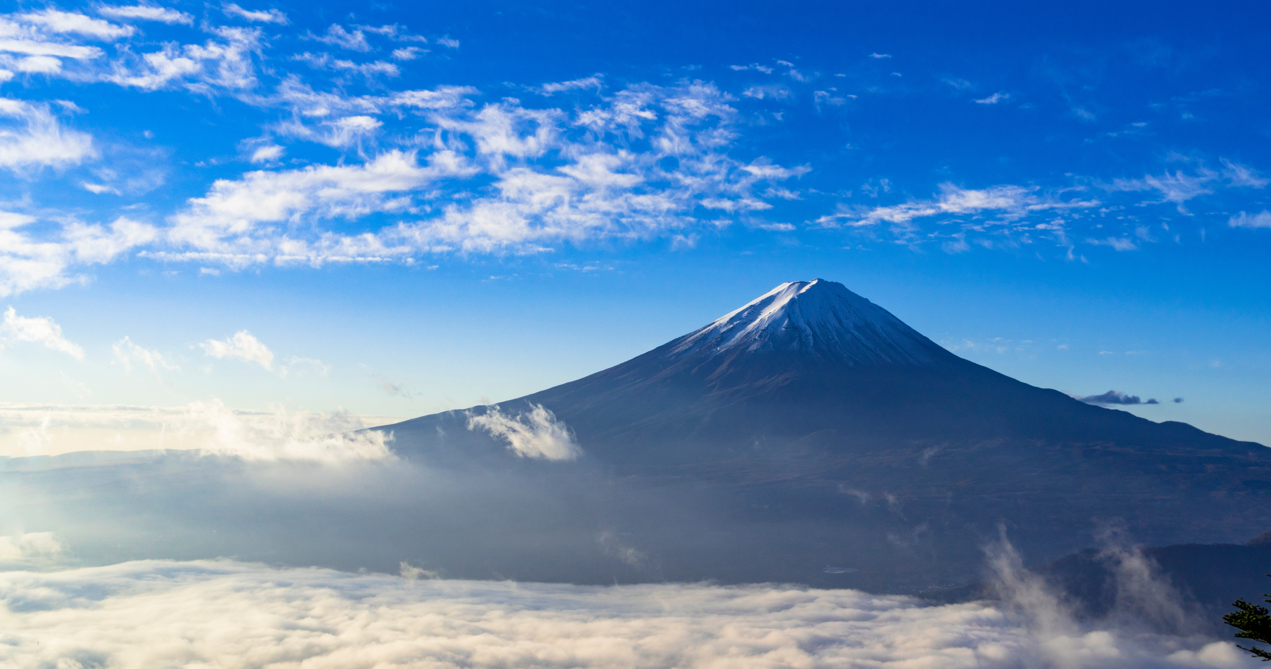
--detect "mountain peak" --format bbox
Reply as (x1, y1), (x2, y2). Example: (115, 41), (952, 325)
(668, 279), (949, 366)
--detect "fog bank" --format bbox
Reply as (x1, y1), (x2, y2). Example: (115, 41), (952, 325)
(0, 559), (1252, 668)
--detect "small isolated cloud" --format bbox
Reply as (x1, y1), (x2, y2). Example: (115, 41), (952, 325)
(1229, 210), (1271, 229)
(199, 330), (274, 370)
(392, 46), (424, 61)
(222, 3), (287, 24)
(868, 52), (892, 59)
(97, 4), (194, 25)
(2, 306), (84, 360)
(249, 144), (284, 163)
(974, 92), (1010, 105)
(113, 336), (178, 375)
(467, 403), (581, 461)
(1173, 397), (1184, 404)
(1079, 391), (1160, 406)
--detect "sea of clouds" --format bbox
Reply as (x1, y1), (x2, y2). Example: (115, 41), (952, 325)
(0, 551), (1252, 669)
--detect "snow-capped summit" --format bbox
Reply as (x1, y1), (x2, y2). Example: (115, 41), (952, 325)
(669, 279), (948, 366)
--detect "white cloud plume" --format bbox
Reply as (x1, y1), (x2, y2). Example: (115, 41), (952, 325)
(467, 403), (582, 461)
(199, 330), (274, 370)
(0, 98), (96, 171)
(248, 143), (283, 163)
(222, 3), (287, 24)
(0, 559), (1251, 668)
(97, 4), (194, 25)
(1, 306), (83, 360)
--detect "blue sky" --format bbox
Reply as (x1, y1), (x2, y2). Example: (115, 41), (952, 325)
(0, 0), (1268, 453)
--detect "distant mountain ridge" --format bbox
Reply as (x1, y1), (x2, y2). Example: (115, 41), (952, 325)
(386, 280), (1271, 590)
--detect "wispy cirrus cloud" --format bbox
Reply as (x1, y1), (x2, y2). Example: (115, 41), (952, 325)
(96, 4), (194, 25)
(222, 3), (287, 25)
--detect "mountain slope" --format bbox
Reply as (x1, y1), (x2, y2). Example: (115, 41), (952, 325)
(385, 280), (1271, 589)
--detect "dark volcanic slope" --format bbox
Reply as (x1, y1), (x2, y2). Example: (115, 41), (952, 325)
(386, 280), (1271, 589)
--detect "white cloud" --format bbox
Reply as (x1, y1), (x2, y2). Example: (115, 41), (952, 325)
(166, 150), (472, 264)
(467, 403), (582, 461)
(277, 113), (382, 148)
(113, 336), (178, 375)
(391, 46), (424, 61)
(869, 52), (892, 58)
(0, 531), (65, 565)
(312, 24), (369, 51)
(222, 3), (287, 24)
(16, 54), (62, 72)
(536, 75), (603, 95)
(62, 216), (158, 263)
(97, 4), (194, 25)
(0, 98), (96, 171)
(1087, 236), (1138, 251)
(388, 85), (477, 110)
(1229, 210), (1271, 229)
(16, 10), (134, 40)
(1, 306), (84, 360)
(0, 401), (401, 457)
(248, 143), (283, 163)
(0, 214), (156, 296)
(1222, 159), (1268, 188)
(199, 330), (274, 370)
(179, 399), (393, 461)
(975, 92), (1010, 104)
(155, 83), (808, 265)
(833, 183), (1097, 227)
(0, 559), (1251, 668)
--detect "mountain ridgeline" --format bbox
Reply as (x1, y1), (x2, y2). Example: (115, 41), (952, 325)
(387, 280), (1271, 591)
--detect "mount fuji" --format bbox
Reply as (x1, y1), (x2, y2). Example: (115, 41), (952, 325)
(387, 280), (1271, 590)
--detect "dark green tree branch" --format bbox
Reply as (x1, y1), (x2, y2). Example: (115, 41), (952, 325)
(1225, 575), (1271, 661)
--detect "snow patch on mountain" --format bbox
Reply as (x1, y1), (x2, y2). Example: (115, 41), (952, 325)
(669, 279), (946, 366)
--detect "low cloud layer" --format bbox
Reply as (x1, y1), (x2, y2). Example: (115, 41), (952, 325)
(467, 403), (582, 460)
(0, 400), (398, 460)
(1080, 390), (1161, 406)
(0, 558), (1251, 668)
